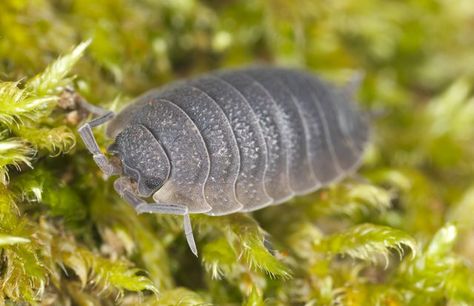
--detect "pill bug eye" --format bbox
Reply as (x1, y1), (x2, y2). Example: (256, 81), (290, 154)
(144, 177), (163, 191)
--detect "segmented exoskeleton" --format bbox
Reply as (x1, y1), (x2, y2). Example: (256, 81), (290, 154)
(78, 67), (370, 255)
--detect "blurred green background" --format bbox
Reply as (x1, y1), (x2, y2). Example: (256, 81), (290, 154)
(0, 0), (474, 305)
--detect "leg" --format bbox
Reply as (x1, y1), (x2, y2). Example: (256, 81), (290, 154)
(78, 107), (118, 177)
(114, 178), (198, 256)
(77, 98), (112, 117)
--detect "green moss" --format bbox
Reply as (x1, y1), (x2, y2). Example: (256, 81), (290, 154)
(0, 0), (473, 304)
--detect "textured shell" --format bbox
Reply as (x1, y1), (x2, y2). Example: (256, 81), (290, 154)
(107, 67), (370, 216)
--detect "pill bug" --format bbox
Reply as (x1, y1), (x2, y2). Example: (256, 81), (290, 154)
(78, 66), (370, 255)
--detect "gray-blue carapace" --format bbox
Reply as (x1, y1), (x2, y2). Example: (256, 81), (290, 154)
(78, 67), (370, 256)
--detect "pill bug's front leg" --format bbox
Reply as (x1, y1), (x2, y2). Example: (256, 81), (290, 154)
(113, 177), (198, 256)
(78, 102), (119, 177)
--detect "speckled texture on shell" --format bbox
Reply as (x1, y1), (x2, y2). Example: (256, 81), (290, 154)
(107, 67), (370, 215)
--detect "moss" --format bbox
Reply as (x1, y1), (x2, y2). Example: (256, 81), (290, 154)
(0, 0), (473, 304)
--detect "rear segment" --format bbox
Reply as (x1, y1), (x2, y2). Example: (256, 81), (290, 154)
(292, 72), (359, 175)
(269, 69), (342, 186)
(330, 84), (370, 156)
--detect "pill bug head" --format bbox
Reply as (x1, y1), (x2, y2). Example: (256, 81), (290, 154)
(107, 124), (170, 197)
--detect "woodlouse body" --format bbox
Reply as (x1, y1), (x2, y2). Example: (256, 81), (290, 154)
(105, 67), (370, 216)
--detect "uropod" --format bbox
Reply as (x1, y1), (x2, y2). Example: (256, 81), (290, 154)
(78, 67), (370, 256)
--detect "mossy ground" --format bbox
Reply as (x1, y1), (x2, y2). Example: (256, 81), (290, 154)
(1, 0), (474, 305)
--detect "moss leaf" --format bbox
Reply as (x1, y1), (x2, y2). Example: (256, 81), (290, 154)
(316, 223), (417, 264)
(0, 234), (30, 246)
(26, 40), (91, 96)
